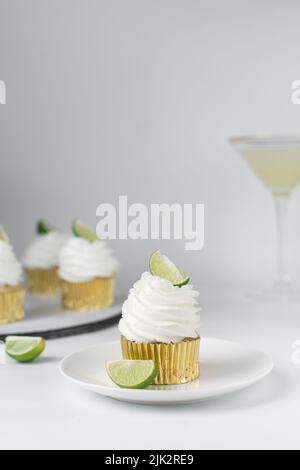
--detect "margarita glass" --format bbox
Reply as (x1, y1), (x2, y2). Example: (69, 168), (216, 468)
(229, 135), (300, 301)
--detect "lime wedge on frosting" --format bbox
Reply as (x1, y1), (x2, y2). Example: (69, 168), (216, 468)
(72, 219), (99, 242)
(150, 250), (190, 287)
(106, 360), (158, 389)
(37, 220), (54, 235)
(0, 226), (10, 243)
(5, 336), (45, 363)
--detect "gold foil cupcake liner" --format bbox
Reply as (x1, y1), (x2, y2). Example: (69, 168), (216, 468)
(25, 267), (61, 295)
(0, 287), (25, 324)
(121, 337), (200, 385)
(60, 276), (115, 311)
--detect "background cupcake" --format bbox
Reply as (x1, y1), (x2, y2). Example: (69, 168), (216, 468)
(59, 220), (119, 311)
(24, 220), (68, 295)
(0, 226), (24, 324)
(119, 252), (201, 385)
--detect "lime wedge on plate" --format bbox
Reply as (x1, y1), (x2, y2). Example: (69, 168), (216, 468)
(37, 220), (54, 235)
(149, 250), (190, 287)
(72, 219), (99, 242)
(0, 226), (10, 243)
(106, 360), (158, 389)
(5, 336), (45, 363)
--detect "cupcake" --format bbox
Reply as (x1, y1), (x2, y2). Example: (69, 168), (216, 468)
(24, 221), (68, 295)
(59, 220), (119, 311)
(119, 252), (201, 385)
(0, 227), (25, 324)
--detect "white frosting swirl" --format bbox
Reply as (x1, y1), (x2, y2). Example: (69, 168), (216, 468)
(59, 237), (119, 283)
(24, 232), (69, 269)
(119, 272), (200, 343)
(0, 241), (22, 286)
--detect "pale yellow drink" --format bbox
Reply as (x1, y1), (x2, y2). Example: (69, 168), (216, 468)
(230, 135), (300, 300)
(241, 147), (300, 196)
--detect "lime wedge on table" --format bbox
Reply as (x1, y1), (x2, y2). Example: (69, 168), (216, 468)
(36, 220), (54, 235)
(5, 337), (45, 363)
(149, 250), (190, 287)
(106, 360), (158, 389)
(72, 219), (99, 242)
(0, 226), (10, 243)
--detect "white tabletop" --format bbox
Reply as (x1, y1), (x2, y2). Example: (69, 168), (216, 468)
(0, 286), (299, 451)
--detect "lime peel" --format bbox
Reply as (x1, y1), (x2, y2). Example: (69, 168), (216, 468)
(0, 226), (10, 244)
(5, 336), (46, 363)
(106, 360), (158, 389)
(72, 219), (99, 242)
(37, 220), (54, 235)
(149, 250), (190, 287)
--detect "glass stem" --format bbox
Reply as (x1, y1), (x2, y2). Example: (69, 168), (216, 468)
(274, 195), (290, 288)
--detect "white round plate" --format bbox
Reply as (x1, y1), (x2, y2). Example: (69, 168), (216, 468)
(60, 338), (274, 405)
(0, 294), (125, 337)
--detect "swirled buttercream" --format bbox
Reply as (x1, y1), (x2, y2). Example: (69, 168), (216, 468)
(24, 232), (69, 269)
(119, 272), (200, 343)
(0, 241), (22, 286)
(59, 238), (119, 283)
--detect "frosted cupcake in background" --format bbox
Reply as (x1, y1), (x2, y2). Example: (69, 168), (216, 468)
(0, 226), (25, 324)
(59, 220), (119, 311)
(24, 221), (68, 295)
(119, 251), (200, 385)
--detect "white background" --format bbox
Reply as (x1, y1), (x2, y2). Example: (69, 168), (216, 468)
(1, 0), (300, 450)
(1, 0), (300, 291)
